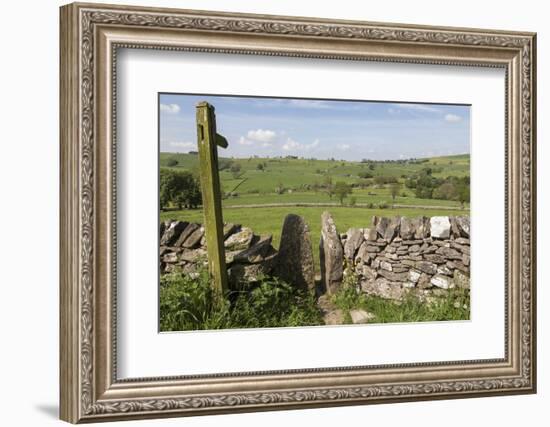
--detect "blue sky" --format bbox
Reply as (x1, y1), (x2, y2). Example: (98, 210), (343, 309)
(159, 94), (470, 161)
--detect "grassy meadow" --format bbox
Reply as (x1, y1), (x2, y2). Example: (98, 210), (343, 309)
(160, 152), (471, 194)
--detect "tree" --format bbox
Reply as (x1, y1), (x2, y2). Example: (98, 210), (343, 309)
(389, 182), (402, 208)
(159, 168), (201, 210)
(457, 182), (470, 209)
(275, 182), (285, 194)
(421, 167), (433, 176)
(374, 175), (397, 186)
(230, 163), (242, 179)
(357, 178), (372, 189)
(323, 175), (334, 199)
(358, 171), (373, 179)
(166, 157), (178, 167)
(218, 159), (234, 171)
(405, 176), (417, 189)
(349, 196), (357, 207)
(433, 182), (457, 201)
(334, 181), (352, 205)
(256, 163), (264, 171)
(312, 180), (320, 193)
(415, 173), (435, 199)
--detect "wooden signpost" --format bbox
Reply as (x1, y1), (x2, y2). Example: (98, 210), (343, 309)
(196, 102), (229, 295)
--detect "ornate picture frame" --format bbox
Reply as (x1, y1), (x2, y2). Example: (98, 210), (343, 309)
(60, 2), (536, 423)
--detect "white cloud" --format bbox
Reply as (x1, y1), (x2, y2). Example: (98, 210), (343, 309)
(169, 141), (195, 148)
(282, 138), (299, 151)
(391, 103), (465, 123)
(238, 136), (253, 146)
(394, 103), (440, 114)
(254, 98), (362, 111)
(160, 103), (181, 114)
(246, 129), (277, 143)
(338, 143), (351, 151)
(282, 137), (319, 151)
(444, 113), (462, 123)
(288, 100), (331, 109)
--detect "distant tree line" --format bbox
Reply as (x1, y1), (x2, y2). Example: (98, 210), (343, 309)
(360, 157), (431, 165)
(373, 175), (398, 185)
(358, 171), (373, 179)
(405, 167), (470, 207)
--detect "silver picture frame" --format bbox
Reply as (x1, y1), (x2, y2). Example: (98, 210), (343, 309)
(60, 2), (537, 422)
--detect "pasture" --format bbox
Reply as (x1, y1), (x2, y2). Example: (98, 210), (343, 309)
(159, 152), (470, 268)
(160, 152), (470, 196)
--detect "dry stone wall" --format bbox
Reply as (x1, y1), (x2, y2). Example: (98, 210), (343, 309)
(338, 215), (470, 300)
(160, 220), (277, 287)
(161, 214), (470, 301)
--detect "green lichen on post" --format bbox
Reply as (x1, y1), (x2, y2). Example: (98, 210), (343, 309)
(196, 102), (229, 295)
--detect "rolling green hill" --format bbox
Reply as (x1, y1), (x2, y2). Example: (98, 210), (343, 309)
(160, 152), (470, 197)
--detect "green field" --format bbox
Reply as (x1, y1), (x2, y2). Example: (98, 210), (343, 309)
(217, 189), (464, 208)
(160, 152), (470, 268)
(160, 152), (470, 196)
(161, 205), (467, 252)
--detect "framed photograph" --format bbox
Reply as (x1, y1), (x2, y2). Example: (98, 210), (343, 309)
(60, 2), (537, 423)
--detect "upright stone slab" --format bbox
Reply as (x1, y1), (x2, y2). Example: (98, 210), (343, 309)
(413, 216), (431, 239)
(181, 226), (204, 248)
(274, 214), (315, 291)
(344, 228), (364, 261)
(174, 222), (198, 247)
(400, 217), (414, 239)
(375, 216), (390, 239)
(320, 211), (344, 294)
(364, 227), (378, 241)
(455, 216), (470, 237)
(449, 216), (460, 237)
(384, 216), (401, 242)
(160, 221), (188, 246)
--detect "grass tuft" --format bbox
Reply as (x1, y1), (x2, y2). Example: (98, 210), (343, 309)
(330, 265), (470, 324)
(160, 267), (323, 332)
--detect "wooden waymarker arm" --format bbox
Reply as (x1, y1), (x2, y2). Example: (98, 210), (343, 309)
(215, 133), (228, 149)
(196, 102), (229, 294)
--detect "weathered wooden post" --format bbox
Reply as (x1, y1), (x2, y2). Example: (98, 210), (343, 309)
(196, 102), (229, 295)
